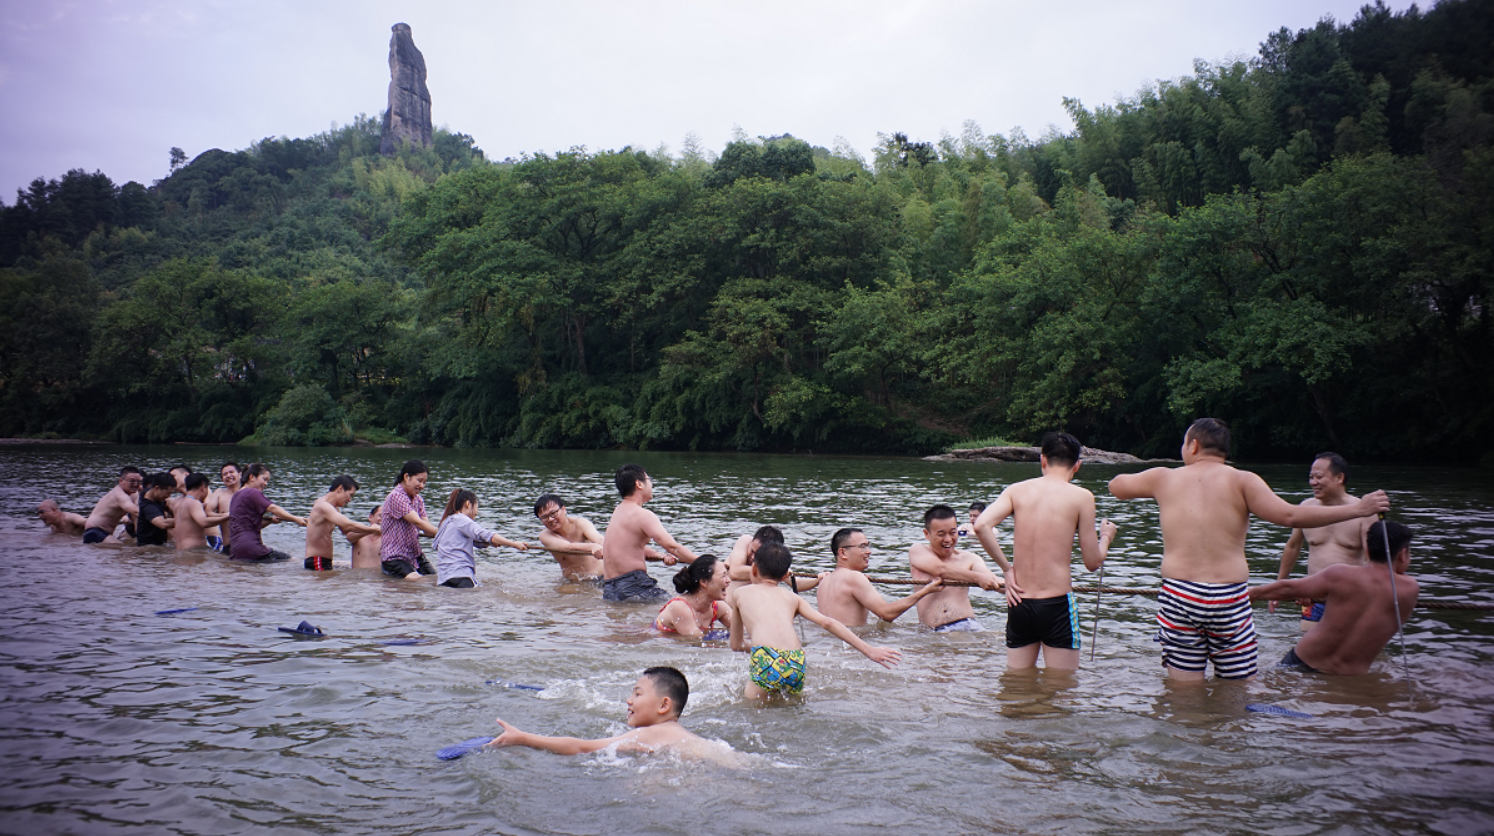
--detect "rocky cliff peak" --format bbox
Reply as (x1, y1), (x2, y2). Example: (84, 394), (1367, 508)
(379, 22), (433, 155)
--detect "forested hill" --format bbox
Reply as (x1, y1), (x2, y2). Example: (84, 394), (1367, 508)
(1, 1), (1490, 462)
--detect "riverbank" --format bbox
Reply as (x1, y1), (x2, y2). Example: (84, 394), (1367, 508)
(924, 445), (1175, 464)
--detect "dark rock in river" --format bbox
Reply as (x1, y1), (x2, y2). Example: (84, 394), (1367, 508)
(923, 445), (1168, 464)
(380, 23), (433, 155)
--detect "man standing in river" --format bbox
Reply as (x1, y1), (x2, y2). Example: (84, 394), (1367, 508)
(1107, 418), (1389, 681)
(910, 505), (1004, 631)
(82, 466), (143, 544)
(533, 494), (606, 581)
(600, 464), (697, 602)
(304, 475), (381, 570)
(204, 462), (242, 553)
(1271, 452), (1370, 629)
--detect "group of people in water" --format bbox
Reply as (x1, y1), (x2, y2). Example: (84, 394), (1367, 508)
(37, 417), (1419, 757)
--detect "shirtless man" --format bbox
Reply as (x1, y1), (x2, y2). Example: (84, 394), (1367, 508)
(37, 500), (86, 536)
(600, 464), (697, 602)
(173, 473), (230, 549)
(203, 462), (242, 552)
(166, 465), (192, 513)
(910, 505), (1004, 632)
(972, 432), (1118, 670)
(346, 506), (383, 569)
(816, 527), (940, 626)
(725, 525), (784, 590)
(304, 475), (381, 570)
(1272, 453), (1370, 629)
(1249, 520), (1417, 675)
(533, 493), (605, 580)
(82, 466), (144, 544)
(1107, 418), (1389, 681)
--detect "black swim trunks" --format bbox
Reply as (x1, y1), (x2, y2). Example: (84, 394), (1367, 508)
(1006, 593), (1080, 650)
(304, 555), (334, 571)
(1278, 647), (1322, 673)
(602, 569), (670, 603)
(82, 527), (111, 544)
(439, 577), (476, 589)
(382, 555), (435, 577)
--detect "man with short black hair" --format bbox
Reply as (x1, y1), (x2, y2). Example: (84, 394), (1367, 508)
(910, 505), (1004, 631)
(134, 473), (178, 547)
(304, 475), (379, 570)
(600, 464), (697, 602)
(1272, 452), (1371, 630)
(83, 466), (144, 544)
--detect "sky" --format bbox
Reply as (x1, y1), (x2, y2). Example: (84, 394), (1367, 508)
(0, 0), (1415, 202)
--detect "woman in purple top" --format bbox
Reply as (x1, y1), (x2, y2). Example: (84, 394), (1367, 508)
(227, 463), (307, 561)
(380, 459), (439, 579)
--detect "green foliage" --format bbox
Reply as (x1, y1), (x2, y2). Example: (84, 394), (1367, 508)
(1, 1), (1491, 460)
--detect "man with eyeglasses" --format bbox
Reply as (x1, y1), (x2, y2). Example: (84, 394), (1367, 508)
(816, 528), (941, 627)
(82, 466), (144, 544)
(533, 493), (606, 581)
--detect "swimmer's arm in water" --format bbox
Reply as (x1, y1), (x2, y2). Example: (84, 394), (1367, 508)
(488, 718), (629, 755)
(1242, 474), (1390, 528)
(971, 491), (1014, 574)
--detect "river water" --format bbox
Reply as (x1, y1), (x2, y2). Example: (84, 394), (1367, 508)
(1, 444), (1490, 835)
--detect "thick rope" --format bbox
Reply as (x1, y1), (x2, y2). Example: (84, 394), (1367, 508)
(791, 572), (1491, 611)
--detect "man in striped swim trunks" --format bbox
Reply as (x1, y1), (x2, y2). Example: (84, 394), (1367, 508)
(1108, 418), (1389, 681)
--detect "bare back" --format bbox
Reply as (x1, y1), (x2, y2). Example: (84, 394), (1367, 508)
(601, 501), (661, 579)
(1296, 564), (1419, 674)
(728, 583), (805, 649)
(173, 496), (214, 550)
(1004, 477), (1098, 598)
(1129, 461), (1254, 583)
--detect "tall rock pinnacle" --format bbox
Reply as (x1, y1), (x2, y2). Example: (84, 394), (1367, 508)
(380, 23), (433, 155)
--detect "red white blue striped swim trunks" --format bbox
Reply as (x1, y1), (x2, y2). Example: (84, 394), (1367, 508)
(1154, 579), (1258, 679)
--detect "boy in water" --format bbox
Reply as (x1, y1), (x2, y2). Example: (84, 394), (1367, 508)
(816, 527), (942, 626)
(1249, 520), (1418, 675)
(728, 542), (901, 700)
(972, 432), (1117, 670)
(489, 666), (730, 762)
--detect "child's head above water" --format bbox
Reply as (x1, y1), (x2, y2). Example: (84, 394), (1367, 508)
(751, 542), (792, 581)
(629, 666), (689, 727)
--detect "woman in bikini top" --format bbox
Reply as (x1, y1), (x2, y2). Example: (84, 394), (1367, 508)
(653, 554), (734, 637)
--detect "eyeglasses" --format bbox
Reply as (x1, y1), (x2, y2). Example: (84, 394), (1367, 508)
(537, 508), (562, 522)
(845, 542), (871, 551)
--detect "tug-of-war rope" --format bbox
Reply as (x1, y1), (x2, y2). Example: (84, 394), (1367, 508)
(790, 573), (1493, 611)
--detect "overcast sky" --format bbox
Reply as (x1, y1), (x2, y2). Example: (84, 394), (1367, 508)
(0, 0), (1413, 202)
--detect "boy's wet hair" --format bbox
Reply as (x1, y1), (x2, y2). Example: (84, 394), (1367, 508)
(753, 542), (792, 580)
(1185, 417), (1230, 455)
(923, 504), (958, 529)
(615, 464), (648, 497)
(1041, 431), (1083, 466)
(330, 474), (359, 492)
(1367, 520), (1411, 564)
(673, 554), (719, 594)
(533, 493), (565, 516)
(1314, 452), (1349, 485)
(184, 473), (210, 492)
(643, 666), (689, 716)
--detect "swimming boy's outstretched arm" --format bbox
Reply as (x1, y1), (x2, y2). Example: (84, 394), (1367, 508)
(488, 718), (628, 755)
(796, 598), (901, 668)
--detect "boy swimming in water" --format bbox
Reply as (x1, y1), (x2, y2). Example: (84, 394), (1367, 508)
(727, 542), (901, 700)
(488, 667), (731, 762)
